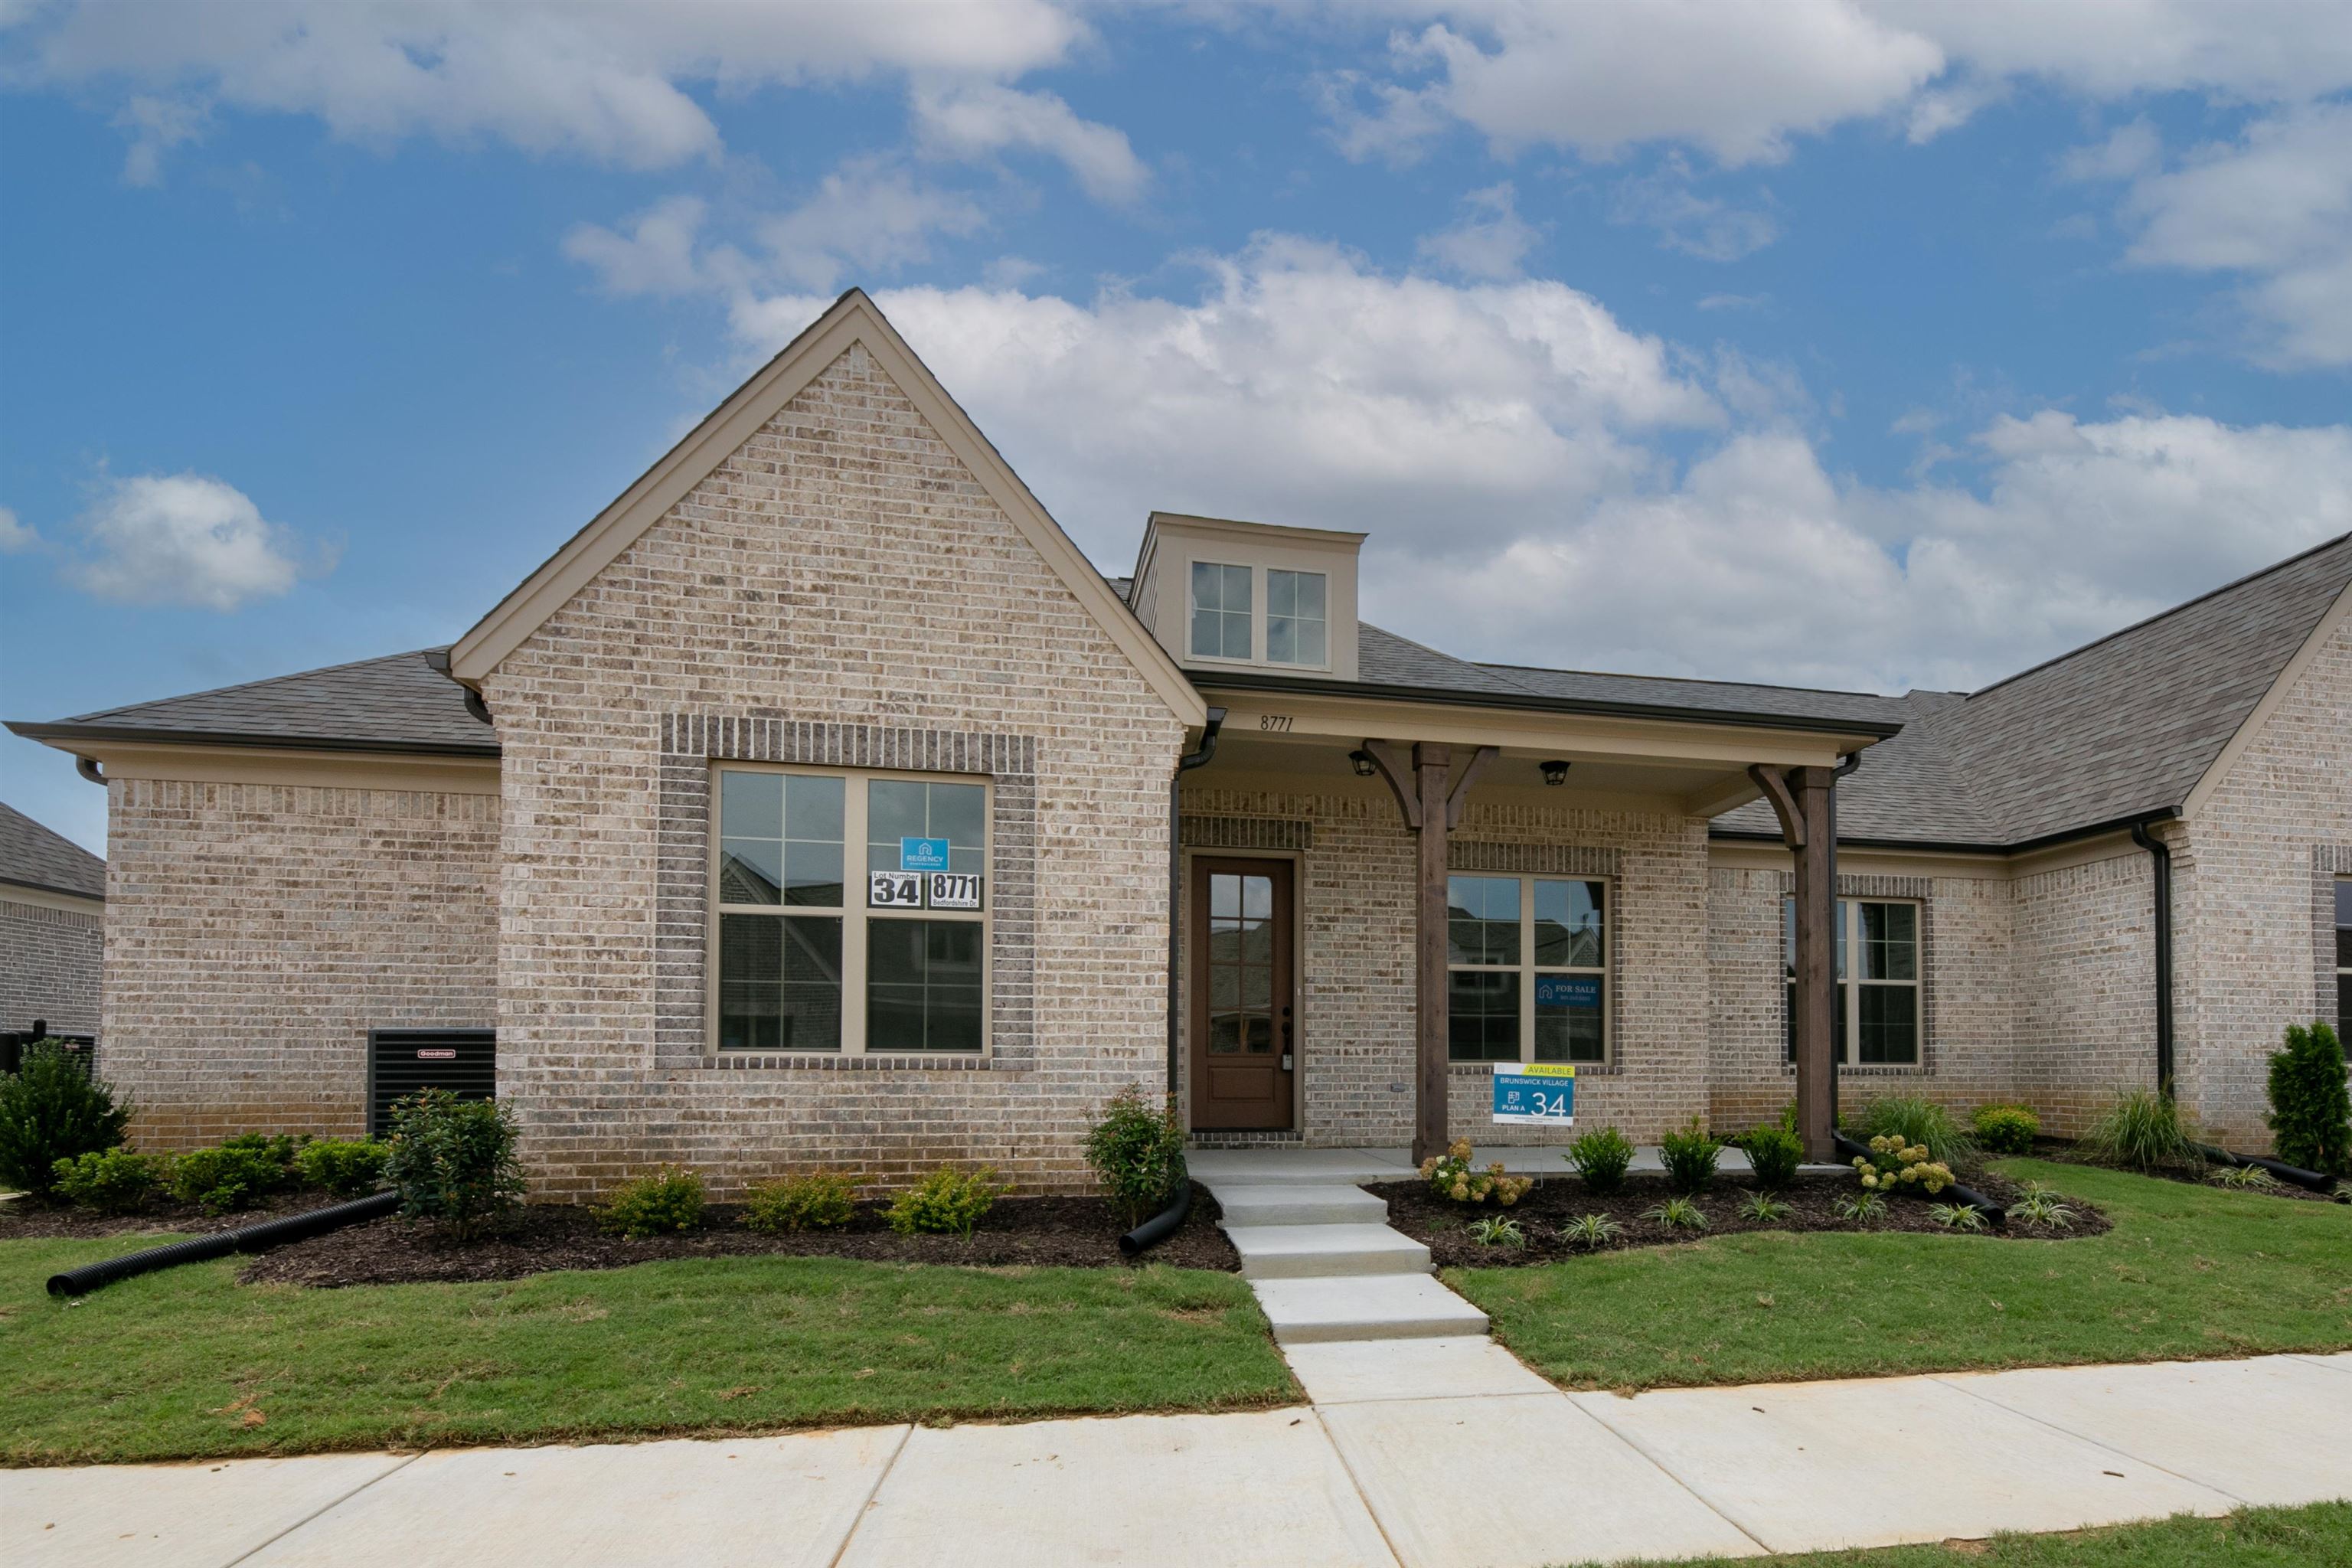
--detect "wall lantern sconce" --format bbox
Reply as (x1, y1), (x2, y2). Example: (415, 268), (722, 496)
(1348, 749), (1378, 778)
(1539, 759), (1572, 787)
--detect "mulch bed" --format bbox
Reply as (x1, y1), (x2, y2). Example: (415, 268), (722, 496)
(237, 1184), (1236, 1288)
(0, 1189), (333, 1240)
(1372, 1168), (2109, 1269)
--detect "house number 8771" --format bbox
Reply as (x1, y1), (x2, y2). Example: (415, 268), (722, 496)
(1257, 714), (1294, 732)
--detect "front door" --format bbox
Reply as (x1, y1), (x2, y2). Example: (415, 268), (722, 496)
(1189, 857), (1295, 1131)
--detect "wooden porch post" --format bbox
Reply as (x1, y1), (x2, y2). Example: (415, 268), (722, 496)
(1751, 763), (1839, 1162)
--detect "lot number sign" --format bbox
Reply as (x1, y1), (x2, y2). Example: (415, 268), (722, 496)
(1491, 1062), (1576, 1126)
(867, 871), (984, 911)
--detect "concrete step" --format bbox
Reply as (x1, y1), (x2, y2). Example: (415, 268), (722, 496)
(1224, 1223), (1432, 1280)
(1251, 1272), (1491, 1344)
(1211, 1184), (1389, 1229)
(1188, 1148), (1416, 1187)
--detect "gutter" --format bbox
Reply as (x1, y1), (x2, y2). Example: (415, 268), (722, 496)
(2130, 818), (2176, 1095)
(1190, 670), (1904, 740)
(5, 720), (500, 760)
(1708, 805), (2188, 860)
(1168, 708), (1226, 1095)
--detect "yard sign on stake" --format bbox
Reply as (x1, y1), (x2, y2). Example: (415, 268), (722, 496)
(1492, 1062), (1576, 1126)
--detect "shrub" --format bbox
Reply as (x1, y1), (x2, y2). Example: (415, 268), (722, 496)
(1849, 1133), (1955, 1197)
(1928, 1202), (1988, 1232)
(1833, 1189), (1886, 1223)
(1082, 1087), (1188, 1227)
(2081, 1089), (2204, 1174)
(1742, 1125), (1804, 1192)
(2008, 1182), (2076, 1230)
(1564, 1127), (1635, 1194)
(0, 1041), (131, 1199)
(745, 1171), (860, 1233)
(599, 1165), (706, 1238)
(1971, 1103), (2041, 1156)
(1658, 1119), (1721, 1194)
(384, 1089), (524, 1240)
(1854, 1096), (1976, 1166)
(2208, 1162), (2280, 1190)
(887, 1164), (1011, 1237)
(2265, 1021), (2349, 1178)
(1466, 1214), (1525, 1248)
(1561, 1213), (1622, 1250)
(1643, 1195), (1708, 1230)
(1738, 1191), (1792, 1224)
(1419, 1138), (1533, 1206)
(51, 1147), (165, 1213)
(172, 1133), (301, 1212)
(293, 1138), (390, 1197)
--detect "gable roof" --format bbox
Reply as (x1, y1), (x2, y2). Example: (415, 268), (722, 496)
(1715, 532), (2352, 848)
(448, 289), (1205, 727)
(0, 802), (106, 900)
(7, 648), (495, 758)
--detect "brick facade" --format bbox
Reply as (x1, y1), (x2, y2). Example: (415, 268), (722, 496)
(98, 777), (498, 1148)
(480, 344), (1186, 1200)
(2, 894), (103, 1040)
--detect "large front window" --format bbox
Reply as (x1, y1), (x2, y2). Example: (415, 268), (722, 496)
(715, 766), (987, 1054)
(1785, 897), (1919, 1064)
(1446, 874), (1608, 1063)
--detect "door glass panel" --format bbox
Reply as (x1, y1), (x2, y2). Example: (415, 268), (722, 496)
(1204, 871), (1280, 1061)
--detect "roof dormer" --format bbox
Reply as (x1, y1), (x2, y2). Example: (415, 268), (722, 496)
(1128, 512), (1364, 681)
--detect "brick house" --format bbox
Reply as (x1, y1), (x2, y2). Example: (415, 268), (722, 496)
(11, 292), (2348, 1194)
(1, 802), (106, 1054)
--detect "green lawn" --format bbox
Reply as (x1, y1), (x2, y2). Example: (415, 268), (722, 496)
(0, 1239), (1294, 1465)
(1561, 1501), (2352, 1568)
(1456, 1159), (2352, 1391)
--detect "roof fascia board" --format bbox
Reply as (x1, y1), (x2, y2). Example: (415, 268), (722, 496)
(2180, 577), (2352, 822)
(1145, 511), (1368, 548)
(0, 881), (105, 914)
(51, 743), (501, 795)
(448, 292), (1206, 727)
(1194, 670), (1902, 741)
(1707, 806), (2177, 859)
(8, 720), (497, 761)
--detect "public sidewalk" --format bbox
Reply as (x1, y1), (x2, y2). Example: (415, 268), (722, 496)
(8, 1350), (2350, 1568)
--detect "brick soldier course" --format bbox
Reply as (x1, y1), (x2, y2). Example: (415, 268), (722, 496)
(11, 290), (2348, 1191)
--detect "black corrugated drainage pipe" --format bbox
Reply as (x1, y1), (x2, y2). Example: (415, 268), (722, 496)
(1166, 708), (1226, 1096)
(46, 1191), (400, 1297)
(2190, 1142), (2340, 1195)
(2129, 819), (2175, 1095)
(1831, 1133), (2005, 1226)
(1118, 1181), (1194, 1256)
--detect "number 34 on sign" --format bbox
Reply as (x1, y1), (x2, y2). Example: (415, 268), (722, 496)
(1491, 1062), (1575, 1125)
(867, 871), (984, 910)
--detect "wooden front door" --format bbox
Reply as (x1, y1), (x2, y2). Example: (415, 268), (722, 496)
(1189, 857), (1295, 1131)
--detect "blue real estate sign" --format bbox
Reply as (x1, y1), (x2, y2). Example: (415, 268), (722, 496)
(1534, 975), (1601, 1008)
(899, 837), (951, 872)
(1492, 1063), (1576, 1126)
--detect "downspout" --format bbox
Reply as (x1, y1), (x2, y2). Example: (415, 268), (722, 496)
(74, 756), (106, 786)
(1167, 707), (1226, 1095)
(2129, 818), (2175, 1096)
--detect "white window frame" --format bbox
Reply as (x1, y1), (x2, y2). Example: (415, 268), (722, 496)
(1784, 896), (1922, 1066)
(1187, 560), (1256, 664)
(1446, 873), (1611, 1065)
(708, 763), (991, 1057)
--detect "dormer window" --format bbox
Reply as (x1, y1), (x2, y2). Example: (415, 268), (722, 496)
(1191, 562), (1253, 661)
(1268, 570), (1327, 667)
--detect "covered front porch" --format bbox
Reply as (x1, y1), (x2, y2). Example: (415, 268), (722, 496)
(1172, 688), (1890, 1163)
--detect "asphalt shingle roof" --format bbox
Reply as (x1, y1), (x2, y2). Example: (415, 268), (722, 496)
(0, 802), (105, 900)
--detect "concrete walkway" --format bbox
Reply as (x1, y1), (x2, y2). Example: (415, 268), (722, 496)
(10, 1352), (2348, 1567)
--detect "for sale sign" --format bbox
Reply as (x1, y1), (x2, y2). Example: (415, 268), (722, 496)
(1491, 1062), (1576, 1126)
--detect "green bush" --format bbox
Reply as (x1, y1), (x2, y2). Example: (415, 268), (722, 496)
(887, 1164), (1011, 1237)
(171, 1133), (302, 1212)
(0, 1041), (130, 1199)
(1082, 1086), (1188, 1227)
(1854, 1096), (1976, 1166)
(51, 1147), (165, 1213)
(2081, 1088), (2204, 1174)
(1419, 1138), (1532, 1205)
(745, 1171), (861, 1233)
(1658, 1118), (1721, 1194)
(2265, 1021), (2349, 1178)
(1564, 1127), (1635, 1194)
(292, 1138), (390, 1197)
(384, 1089), (524, 1240)
(1742, 1125), (1804, 1191)
(1971, 1102), (2041, 1156)
(599, 1165), (706, 1238)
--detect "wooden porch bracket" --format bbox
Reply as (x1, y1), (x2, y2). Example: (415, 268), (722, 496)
(1445, 746), (1498, 831)
(1361, 740), (1420, 828)
(1754, 763), (1838, 1161)
(1746, 763), (1805, 848)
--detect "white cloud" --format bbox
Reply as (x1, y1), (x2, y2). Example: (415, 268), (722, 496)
(67, 473), (324, 610)
(1609, 165), (1779, 261)
(0, 505), (35, 551)
(724, 248), (2351, 694)
(111, 93), (207, 185)
(15, 0), (1089, 175)
(1414, 182), (1540, 279)
(562, 194), (714, 298)
(910, 80), (1147, 203)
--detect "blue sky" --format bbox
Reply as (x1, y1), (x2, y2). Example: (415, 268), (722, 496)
(5, 2), (2351, 853)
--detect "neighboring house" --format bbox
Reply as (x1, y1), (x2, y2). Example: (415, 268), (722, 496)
(10, 292), (2347, 1191)
(1, 802), (106, 1047)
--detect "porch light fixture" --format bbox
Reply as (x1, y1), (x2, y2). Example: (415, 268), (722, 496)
(1540, 760), (1571, 786)
(1348, 749), (1377, 778)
